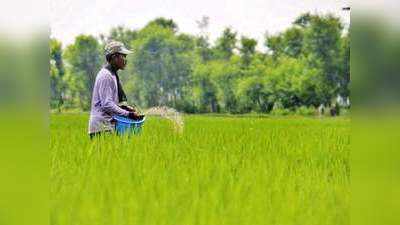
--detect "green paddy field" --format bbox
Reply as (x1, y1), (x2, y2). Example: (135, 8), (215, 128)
(50, 114), (349, 225)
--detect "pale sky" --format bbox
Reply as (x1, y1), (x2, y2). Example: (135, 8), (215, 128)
(50, 0), (350, 50)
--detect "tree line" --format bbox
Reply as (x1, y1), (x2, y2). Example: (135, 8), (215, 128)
(50, 13), (350, 115)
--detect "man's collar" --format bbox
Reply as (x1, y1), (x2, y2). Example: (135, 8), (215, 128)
(105, 63), (118, 75)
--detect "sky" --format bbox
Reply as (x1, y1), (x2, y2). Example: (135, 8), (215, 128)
(50, 0), (350, 50)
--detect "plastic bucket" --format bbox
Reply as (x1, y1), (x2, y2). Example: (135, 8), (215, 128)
(113, 115), (146, 135)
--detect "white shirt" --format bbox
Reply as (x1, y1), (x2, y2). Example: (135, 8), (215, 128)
(88, 67), (129, 134)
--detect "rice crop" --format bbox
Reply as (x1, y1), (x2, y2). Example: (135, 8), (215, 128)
(50, 114), (349, 225)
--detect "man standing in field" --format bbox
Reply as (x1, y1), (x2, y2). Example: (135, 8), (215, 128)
(88, 41), (141, 139)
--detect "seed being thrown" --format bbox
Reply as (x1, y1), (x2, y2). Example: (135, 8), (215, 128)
(145, 106), (184, 133)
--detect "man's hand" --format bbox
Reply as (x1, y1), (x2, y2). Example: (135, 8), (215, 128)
(128, 111), (144, 120)
(120, 105), (136, 112)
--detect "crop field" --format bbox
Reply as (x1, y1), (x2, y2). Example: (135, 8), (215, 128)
(50, 114), (349, 225)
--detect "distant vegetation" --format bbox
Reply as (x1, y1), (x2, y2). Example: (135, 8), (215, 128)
(50, 13), (350, 115)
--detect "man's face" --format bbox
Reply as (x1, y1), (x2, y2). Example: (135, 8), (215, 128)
(113, 53), (127, 70)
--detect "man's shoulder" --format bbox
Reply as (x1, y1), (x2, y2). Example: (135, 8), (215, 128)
(96, 68), (113, 80)
(98, 67), (112, 76)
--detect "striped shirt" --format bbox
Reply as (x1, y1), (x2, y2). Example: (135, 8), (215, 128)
(88, 67), (129, 134)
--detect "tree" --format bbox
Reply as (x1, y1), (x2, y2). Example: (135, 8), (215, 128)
(195, 36), (213, 62)
(211, 56), (241, 113)
(50, 39), (66, 110)
(147, 17), (178, 32)
(64, 35), (102, 110)
(266, 13), (344, 106)
(339, 33), (350, 100)
(301, 14), (343, 104)
(236, 55), (272, 113)
(265, 34), (283, 57)
(237, 76), (268, 113)
(49, 13), (348, 114)
(293, 12), (313, 27)
(266, 56), (324, 108)
(195, 16), (213, 62)
(192, 63), (219, 112)
(214, 27), (237, 60)
(100, 26), (138, 47)
(196, 15), (210, 37)
(266, 27), (303, 58)
(239, 36), (257, 67)
(130, 24), (193, 110)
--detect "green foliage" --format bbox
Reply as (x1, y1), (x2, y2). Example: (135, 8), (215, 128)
(236, 75), (267, 113)
(239, 36), (257, 66)
(211, 57), (241, 113)
(130, 24), (193, 110)
(100, 26), (138, 47)
(270, 107), (292, 116)
(50, 39), (65, 110)
(339, 34), (350, 99)
(295, 105), (317, 116)
(147, 17), (178, 32)
(236, 55), (271, 113)
(195, 36), (213, 62)
(266, 13), (346, 105)
(266, 27), (304, 58)
(63, 35), (102, 110)
(301, 14), (343, 102)
(267, 56), (325, 108)
(51, 13), (349, 114)
(192, 62), (219, 112)
(214, 27), (237, 60)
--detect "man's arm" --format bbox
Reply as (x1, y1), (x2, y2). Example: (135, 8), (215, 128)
(119, 104), (138, 112)
(98, 77), (130, 116)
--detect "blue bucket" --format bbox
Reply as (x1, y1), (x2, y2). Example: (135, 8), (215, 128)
(113, 115), (146, 135)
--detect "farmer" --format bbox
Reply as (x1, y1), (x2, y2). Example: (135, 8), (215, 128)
(88, 41), (142, 139)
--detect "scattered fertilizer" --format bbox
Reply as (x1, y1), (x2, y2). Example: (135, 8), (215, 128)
(145, 106), (184, 133)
